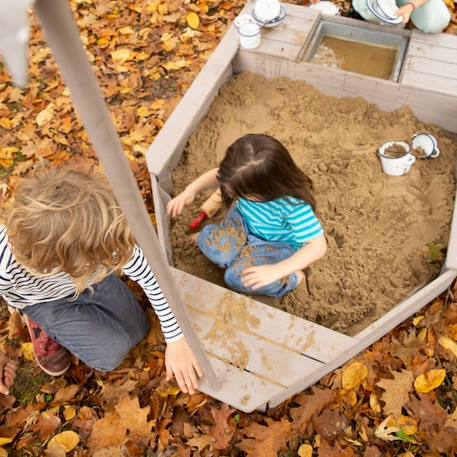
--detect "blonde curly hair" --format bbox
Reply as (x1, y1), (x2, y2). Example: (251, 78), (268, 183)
(4, 167), (135, 294)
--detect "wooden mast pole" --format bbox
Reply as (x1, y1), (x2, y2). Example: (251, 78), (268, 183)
(34, 0), (219, 388)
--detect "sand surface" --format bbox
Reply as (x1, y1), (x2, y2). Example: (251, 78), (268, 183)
(170, 73), (457, 334)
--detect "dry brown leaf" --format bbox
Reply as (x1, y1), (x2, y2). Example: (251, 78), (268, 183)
(99, 379), (137, 406)
(290, 388), (337, 434)
(376, 370), (414, 417)
(208, 403), (235, 450)
(318, 439), (355, 456)
(237, 418), (291, 457)
(29, 411), (61, 441)
(52, 385), (79, 404)
(47, 430), (80, 452)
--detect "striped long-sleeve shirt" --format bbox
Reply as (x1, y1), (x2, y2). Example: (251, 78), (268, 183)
(237, 197), (324, 250)
(0, 225), (182, 343)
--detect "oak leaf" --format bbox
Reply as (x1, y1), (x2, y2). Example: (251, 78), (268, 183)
(376, 370), (413, 417)
(29, 411), (61, 441)
(237, 418), (291, 457)
(99, 379), (137, 406)
(36, 103), (54, 127)
(318, 439), (355, 456)
(52, 385), (79, 404)
(290, 387), (337, 434)
(374, 416), (401, 442)
(208, 403), (235, 450)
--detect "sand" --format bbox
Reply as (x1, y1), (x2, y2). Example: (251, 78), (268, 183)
(170, 73), (457, 335)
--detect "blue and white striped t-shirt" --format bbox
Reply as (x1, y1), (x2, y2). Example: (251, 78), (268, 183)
(236, 197), (324, 250)
(0, 225), (182, 343)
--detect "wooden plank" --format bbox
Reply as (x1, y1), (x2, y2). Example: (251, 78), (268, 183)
(404, 55), (457, 81)
(410, 29), (457, 48)
(174, 268), (354, 363)
(262, 25), (313, 47)
(407, 42), (457, 64)
(198, 356), (282, 412)
(445, 187), (457, 270)
(189, 306), (324, 387)
(268, 270), (457, 408)
(246, 39), (302, 61)
(151, 175), (172, 264)
(401, 71), (457, 97)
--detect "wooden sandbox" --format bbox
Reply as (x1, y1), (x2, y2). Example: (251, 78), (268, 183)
(146, 3), (457, 412)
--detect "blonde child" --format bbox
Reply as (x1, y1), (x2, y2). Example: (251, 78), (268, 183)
(0, 168), (201, 394)
(168, 134), (327, 297)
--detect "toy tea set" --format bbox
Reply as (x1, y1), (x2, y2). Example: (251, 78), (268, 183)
(235, 0), (342, 49)
(378, 133), (440, 176)
(366, 0), (405, 26)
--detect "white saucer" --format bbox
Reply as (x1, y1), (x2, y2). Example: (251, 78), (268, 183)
(252, 6), (286, 28)
(366, 0), (403, 25)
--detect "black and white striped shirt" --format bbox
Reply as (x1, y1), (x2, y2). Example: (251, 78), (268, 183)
(0, 225), (182, 343)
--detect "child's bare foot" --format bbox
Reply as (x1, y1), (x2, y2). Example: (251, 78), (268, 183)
(295, 270), (305, 285)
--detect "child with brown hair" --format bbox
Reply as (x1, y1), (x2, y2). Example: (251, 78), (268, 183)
(0, 168), (201, 394)
(168, 134), (327, 297)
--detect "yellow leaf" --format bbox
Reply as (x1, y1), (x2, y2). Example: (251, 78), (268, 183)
(157, 386), (181, 398)
(63, 405), (77, 421)
(342, 362), (368, 390)
(397, 415), (418, 435)
(111, 49), (135, 63)
(414, 368), (446, 393)
(119, 27), (134, 34)
(0, 147), (19, 158)
(297, 444), (313, 457)
(0, 437), (13, 446)
(158, 3), (168, 14)
(448, 323), (457, 340)
(412, 315), (424, 326)
(417, 328), (427, 343)
(96, 37), (110, 48)
(134, 52), (150, 61)
(36, 103), (55, 127)
(444, 0), (454, 9)
(0, 158), (14, 168)
(162, 37), (178, 52)
(21, 342), (35, 361)
(439, 336), (457, 358)
(186, 12), (200, 29)
(369, 392), (382, 413)
(0, 118), (13, 129)
(47, 431), (80, 452)
(0, 448), (8, 457)
(398, 452), (415, 457)
(163, 60), (190, 71)
(136, 106), (152, 118)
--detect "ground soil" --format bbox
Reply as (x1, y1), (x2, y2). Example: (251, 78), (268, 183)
(170, 73), (457, 335)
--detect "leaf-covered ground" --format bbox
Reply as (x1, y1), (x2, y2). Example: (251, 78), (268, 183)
(1, 0), (457, 456)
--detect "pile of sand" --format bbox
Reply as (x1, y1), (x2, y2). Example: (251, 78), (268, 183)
(170, 73), (457, 334)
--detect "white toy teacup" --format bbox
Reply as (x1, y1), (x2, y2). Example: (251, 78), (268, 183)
(411, 133), (440, 159)
(253, 0), (281, 22)
(378, 141), (416, 176)
(238, 22), (262, 49)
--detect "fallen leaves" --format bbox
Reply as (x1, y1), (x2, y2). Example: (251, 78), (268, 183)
(342, 362), (368, 390)
(414, 368), (446, 393)
(376, 370), (414, 417)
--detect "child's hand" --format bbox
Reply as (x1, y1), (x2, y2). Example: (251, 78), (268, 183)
(167, 188), (196, 218)
(397, 3), (414, 23)
(242, 264), (283, 290)
(0, 352), (17, 395)
(165, 337), (202, 394)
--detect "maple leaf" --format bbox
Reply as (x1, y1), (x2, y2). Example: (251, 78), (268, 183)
(208, 403), (235, 450)
(88, 395), (153, 452)
(237, 418), (291, 457)
(376, 370), (414, 417)
(290, 387), (337, 434)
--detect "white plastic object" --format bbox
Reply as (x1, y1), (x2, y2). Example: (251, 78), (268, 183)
(378, 141), (416, 176)
(309, 1), (340, 15)
(376, 0), (399, 20)
(238, 22), (262, 49)
(253, 0), (281, 22)
(412, 133), (440, 159)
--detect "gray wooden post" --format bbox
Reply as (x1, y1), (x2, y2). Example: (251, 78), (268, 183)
(34, 0), (219, 389)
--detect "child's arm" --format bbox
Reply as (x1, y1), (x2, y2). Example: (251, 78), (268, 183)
(167, 168), (219, 218)
(242, 235), (327, 290)
(122, 245), (202, 394)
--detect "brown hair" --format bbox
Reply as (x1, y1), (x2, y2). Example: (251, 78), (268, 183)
(4, 168), (134, 295)
(217, 134), (316, 209)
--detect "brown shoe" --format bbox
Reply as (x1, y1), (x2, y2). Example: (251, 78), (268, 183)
(25, 317), (70, 376)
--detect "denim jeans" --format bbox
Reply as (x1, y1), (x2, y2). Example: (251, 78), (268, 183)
(23, 274), (149, 371)
(352, 0), (451, 34)
(198, 208), (300, 298)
